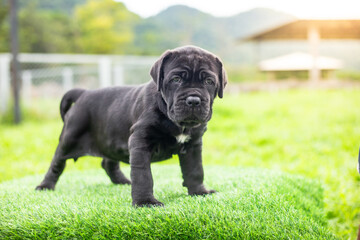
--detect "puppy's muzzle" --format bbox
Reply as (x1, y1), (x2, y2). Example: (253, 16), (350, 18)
(172, 94), (210, 128)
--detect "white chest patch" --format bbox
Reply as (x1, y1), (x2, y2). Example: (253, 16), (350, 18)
(176, 134), (191, 144)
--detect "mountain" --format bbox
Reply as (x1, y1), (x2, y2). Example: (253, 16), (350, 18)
(134, 5), (296, 59)
(222, 8), (295, 39)
(149, 5), (295, 39)
(134, 5), (226, 55)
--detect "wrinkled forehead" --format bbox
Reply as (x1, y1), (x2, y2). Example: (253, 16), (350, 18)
(163, 52), (218, 74)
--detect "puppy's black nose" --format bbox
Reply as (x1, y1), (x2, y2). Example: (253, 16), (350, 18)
(186, 96), (201, 107)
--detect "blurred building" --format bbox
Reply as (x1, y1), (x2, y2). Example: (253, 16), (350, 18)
(240, 19), (360, 81)
(259, 52), (343, 80)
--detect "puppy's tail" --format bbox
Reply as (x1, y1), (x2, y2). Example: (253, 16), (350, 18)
(60, 88), (85, 121)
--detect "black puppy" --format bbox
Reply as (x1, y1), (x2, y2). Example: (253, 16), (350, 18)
(36, 46), (227, 207)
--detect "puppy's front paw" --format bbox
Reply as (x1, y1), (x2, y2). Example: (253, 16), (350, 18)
(188, 185), (216, 196)
(35, 183), (55, 191)
(132, 198), (164, 207)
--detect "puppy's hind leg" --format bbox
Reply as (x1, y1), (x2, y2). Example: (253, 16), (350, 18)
(102, 158), (131, 185)
(36, 94), (90, 191)
(36, 116), (87, 191)
(36, 146), (68, 190)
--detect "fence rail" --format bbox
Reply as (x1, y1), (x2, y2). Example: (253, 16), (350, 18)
(0, 53), (158, 113)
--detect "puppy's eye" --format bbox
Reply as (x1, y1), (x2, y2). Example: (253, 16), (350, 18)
(205, 78), (214, 85)
(171, 76), (182, 83)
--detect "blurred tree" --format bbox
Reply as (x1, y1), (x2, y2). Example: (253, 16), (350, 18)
(74, 0), (140, 54)
(19, 0), (86, 15)
(133, 21), (175, 55)
(18, 2), (77, 53)
(0, 0), (10, 52)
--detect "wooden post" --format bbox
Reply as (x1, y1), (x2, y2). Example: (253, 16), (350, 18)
(308, 25), (320, 82)
(114, 64), (124, 86)
(253, 40), (261, 66)
(62, 67), (74, 92)
(98, 57), (112, 88)
(21, 70), (32, 103)
(9, 0), (21, 123)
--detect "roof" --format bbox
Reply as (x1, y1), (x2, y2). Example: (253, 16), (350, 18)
(241, 19), (360, 41)
(259, 52), (343, 71)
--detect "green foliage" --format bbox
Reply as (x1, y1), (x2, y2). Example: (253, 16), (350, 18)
(0, 0), (9, 52)
(19, 0), (87, 14)
(73, 0), (140, 54)
(18, 2), (77, 53)
(1, 0), (140, 54)
(0, 167), (335, 239)
(0, 89), (359, 238)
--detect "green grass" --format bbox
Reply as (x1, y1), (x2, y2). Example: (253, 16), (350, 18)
(226, 65), (267, 82)
(336, 70), (360, 81)
(0, 166), (335, 239)
(1, 89), (360, 238)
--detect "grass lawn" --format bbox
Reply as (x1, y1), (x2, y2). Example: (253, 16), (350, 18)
(1, 89), (360, 238)
(0, 166), (335, 239)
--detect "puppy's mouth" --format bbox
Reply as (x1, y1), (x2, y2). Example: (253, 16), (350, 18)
(172, 110), (209, 128)
(179, 119), (202, 128)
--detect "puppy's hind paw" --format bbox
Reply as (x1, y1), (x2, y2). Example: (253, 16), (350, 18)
(112, 176), (131, 185)
(190, 189), (217, 196)
(188, 185), (217, 196)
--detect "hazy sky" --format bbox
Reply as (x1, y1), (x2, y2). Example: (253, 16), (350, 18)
(117, 0), (360, 19)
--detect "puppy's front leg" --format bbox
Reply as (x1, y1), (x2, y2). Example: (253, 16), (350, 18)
(179, 140), (216, 196)
(129, 134), (163, 207)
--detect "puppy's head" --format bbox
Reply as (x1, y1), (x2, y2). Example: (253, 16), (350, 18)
(150, 45), (227, 128)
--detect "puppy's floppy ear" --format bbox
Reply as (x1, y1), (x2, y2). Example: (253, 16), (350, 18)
(215, 57), (228, 99)
(150, 50), (173, 92)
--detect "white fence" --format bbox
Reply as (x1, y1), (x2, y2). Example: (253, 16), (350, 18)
(0, 53), (158, 113)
